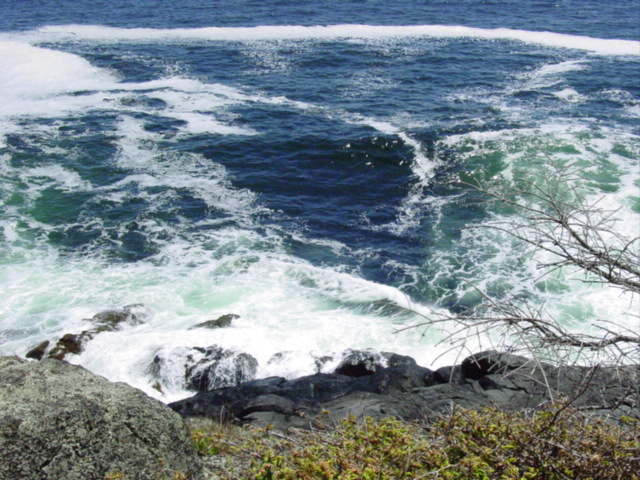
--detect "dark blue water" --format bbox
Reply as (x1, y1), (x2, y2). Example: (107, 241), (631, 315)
(3, 0), (640, 40)
(0, 0), (638, 399)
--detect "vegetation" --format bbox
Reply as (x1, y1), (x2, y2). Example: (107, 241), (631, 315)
(190, 405), (639, 480)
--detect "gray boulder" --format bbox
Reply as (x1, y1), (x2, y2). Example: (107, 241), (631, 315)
(0, 356), (202, 480)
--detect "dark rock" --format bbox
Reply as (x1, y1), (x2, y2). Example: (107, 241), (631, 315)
(279, 373), (366, 403)
(170, 376), (288, 420)
(435, 364), (464, 384)
(322, 391), (414, 423)
(190, 314), (239, 330)
(90, 303), (146, 333)
(0, 356), (202, 480)
(26, 304), (148, 361)
(368, 364), (442, 395)
(241, 411), (310, 429)
(169, 350), (640, 430)
(410, 382), (495, 420)
(48, 331), (95, 360)
(169, 373), (360, 422)
(240, 394), (296, 417)
(383, 352), (418, 367)
(334, 349), (387, 377)
(460, 350), (533, 380)
(25, 340), (49, 360)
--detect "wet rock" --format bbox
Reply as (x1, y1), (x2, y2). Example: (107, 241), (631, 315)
(151, 344), (258, 393)
(169, 350), (640, 430)
(383, 352), (418, 367)
(170, 376), (289, 421)
(334, 348), (387, 377)
(280, 373), (366, 404)
(48, 331), (94, 360)
(266, 352), (289, 364)
(186, 346), (258, 391)
(368, 364), (442, 394)
(25, 340), (49, 360)
(435, 364), (464, 384)
(90, 303), (146, 332)
(240, 394), (296, 417)
(314, 355), (334, 372)
(333, 349), (418, 378)
(149, 346), (199, 389)
(266, 351), (333, 375)
(0, 356), (202, 480)
(190, 313), (239, 330)
(25, 304), (148, 361)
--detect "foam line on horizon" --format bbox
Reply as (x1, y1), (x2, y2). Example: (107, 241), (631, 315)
(5, 24), (639, 56)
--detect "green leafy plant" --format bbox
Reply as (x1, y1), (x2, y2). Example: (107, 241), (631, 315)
(191, 429), (222, 456)
(193, 404), (639, 480)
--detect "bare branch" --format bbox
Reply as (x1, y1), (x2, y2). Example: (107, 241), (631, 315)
(459, 163), (640, 294)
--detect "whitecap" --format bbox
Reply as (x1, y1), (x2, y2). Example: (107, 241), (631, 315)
(552, 88), (584, 102)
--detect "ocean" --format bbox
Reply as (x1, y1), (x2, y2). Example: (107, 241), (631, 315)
(1, 0), (638, 402)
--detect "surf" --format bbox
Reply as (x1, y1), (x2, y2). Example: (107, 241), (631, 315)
(0, 12), (638, 401)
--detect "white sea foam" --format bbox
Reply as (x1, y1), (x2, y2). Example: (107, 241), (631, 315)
(3, 89), (441, 400)
(0, 233), (452, 402)
(552, 88), (584, 102)
(107, 115), (261, 221)
(5, 24), (637, 56)
(0, 41), (120, 121)
(426, 124), (640, 349)
(168, 112), (257, 136)
(599, 89), (640, 118)
(0, 39), (263, 145)
(531, 60), (587, 77)
(515, 60), (588, 91)
(0, 41), (117, 98)
(0, 116), (455, 395)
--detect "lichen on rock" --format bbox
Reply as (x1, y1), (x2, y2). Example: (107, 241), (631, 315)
(0, 356), (202, 480)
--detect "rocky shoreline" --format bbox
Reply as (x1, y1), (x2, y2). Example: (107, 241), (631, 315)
(21, 306), (640, 426)
(1, 348), (638, 479)
(169, 349), (640, 429)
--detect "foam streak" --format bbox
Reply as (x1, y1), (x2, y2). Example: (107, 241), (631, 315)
(12, 24), (639, 56)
